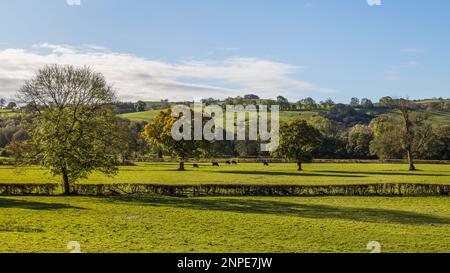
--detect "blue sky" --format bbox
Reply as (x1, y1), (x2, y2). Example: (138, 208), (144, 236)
(0, 0), (449, 102)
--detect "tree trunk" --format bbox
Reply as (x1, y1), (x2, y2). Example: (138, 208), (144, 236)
(158, 149), (163, 159)
(178, 161), (185, 171)
(407, 149), (416, 171)
(297, 161), (303, 171)
(62, 168), (71, 195)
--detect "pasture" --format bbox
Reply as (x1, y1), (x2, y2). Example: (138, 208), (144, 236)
(0, 163), (449, 185)
(118, 108), (450, 125)
(0, 196), (449, 253)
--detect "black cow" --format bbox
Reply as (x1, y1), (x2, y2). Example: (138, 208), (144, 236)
(212, 162), (220, 167)
(193, 164), (200, 168)
(232, 161), (238, 165)
(263, 161), (270, 166)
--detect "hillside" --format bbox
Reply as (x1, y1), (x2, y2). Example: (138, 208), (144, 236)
(118, 107), (450, 126)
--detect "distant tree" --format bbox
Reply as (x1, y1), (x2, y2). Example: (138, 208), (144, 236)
(244, 94), (260, 100)
(234, 140), (259, 156)
(347, 125), (373, 158)
(116, 118), (150, 164)
(379, 96), (393, 107)
(350, 97), (360, 107)
(0, 98), (5, 108)
(360, 98), (374, 109)
(320, 98), (335, 109)
(370, 100), (433, 170)
(13, 65), (126, 195)
(300, 97), (317, 109)
(274, 119), (322, 171)
(277, 96), (290, 110)
(369, 116), (404, 160)
(421, 125), (450, 160)
(309, 116), (347, 159)
(6, 102), (17, 109)
(392, 99), (432, 170)
(202, 98), (219, 106)
(134, 100), (146, 112)
(142, 109), (209, 171)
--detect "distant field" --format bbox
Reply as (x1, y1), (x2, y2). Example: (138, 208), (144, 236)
(1, 163), (449, 185)
(118, 109), (161, 122)
(0, 109), (17, 118)
(118, 108), (450, 125)
(1, 196), (448, 253)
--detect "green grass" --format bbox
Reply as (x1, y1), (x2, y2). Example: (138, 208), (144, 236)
(0, 195), (448, 253)
(0, 109), (17, 118)
(1, 163), (449, 185)
(118, 108), (450, 126)
(118, 109), (162, 122)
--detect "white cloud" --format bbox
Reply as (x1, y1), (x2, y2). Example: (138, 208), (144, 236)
(66, 0), (81, 6)
(0, 44), (335, 101)
(367, 0), (382, 6)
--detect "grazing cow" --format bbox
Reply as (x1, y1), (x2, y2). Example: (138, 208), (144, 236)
(232, 161), (238, 165)
(263, 161), (270, 166)
(212, 162), (220, 167)
(193, 164), (200, 168)
(225, 161), (232, 165)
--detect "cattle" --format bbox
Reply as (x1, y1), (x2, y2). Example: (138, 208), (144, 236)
(225, 161), (232, 165)
(212, 162), (220, 167)
(263, 161), (270, 166)
(232, 161), (238, 165)
(193, 164), (200, 168)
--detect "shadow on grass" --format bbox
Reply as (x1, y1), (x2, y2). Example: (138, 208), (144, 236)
(108, 196), (450, 225)
(210, 170), (366, 178)
(312, 170), (449, 177)
(0, 198), (84, 210)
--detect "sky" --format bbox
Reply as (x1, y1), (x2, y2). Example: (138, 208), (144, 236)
(0, 0), (449, 102)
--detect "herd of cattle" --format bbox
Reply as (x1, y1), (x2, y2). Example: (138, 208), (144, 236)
(192, 161), (270, 168)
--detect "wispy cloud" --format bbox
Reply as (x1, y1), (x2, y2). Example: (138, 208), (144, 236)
(0, 44), (336, 101)
(367, 0), (382, 6)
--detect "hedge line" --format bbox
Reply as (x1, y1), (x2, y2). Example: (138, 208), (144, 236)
(0, 183), (449, 197)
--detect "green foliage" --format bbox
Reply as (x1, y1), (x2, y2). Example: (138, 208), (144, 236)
(12, 65), (127, 194)
(134, 100), (147, 112)
(369, 116), (404, 159)
(142, 109), (210, 170)
(274, 119), (322, 170)
(347, 125), (374, 159)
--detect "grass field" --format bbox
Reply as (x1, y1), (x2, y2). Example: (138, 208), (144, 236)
(0, 196), (448, 253)
(1, 163), (449, 185)
(118, 108), (450, 125)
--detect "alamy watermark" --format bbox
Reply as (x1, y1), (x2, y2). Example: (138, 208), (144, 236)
(171, 103), (280, 152)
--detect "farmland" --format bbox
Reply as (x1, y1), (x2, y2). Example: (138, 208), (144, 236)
(0, 163), (449, 185)
(0, 195), (449, 253)
(118, 108), (450, 125)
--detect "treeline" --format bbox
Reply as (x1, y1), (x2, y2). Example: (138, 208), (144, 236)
(2, 98), (450, 162)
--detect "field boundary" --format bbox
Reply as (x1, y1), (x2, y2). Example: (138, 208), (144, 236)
(0, 183), (449, 197)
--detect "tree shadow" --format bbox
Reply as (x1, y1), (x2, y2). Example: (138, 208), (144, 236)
(107, 196), (450, 225)
(0, 198), (84, 210)
(210, 170), (366, 178)
(312, 170), (449, 177)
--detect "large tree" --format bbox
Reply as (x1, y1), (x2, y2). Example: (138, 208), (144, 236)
(369, 100), (433, 170)
(142, 109), (209, 171)
(274, 118), (322, 171)
(14, 65), (126, 195)
(392, 99), (432, 171)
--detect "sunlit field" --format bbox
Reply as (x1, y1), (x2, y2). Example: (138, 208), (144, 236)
(0, 163), (449, 185)
(0, 196), (449, 253)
